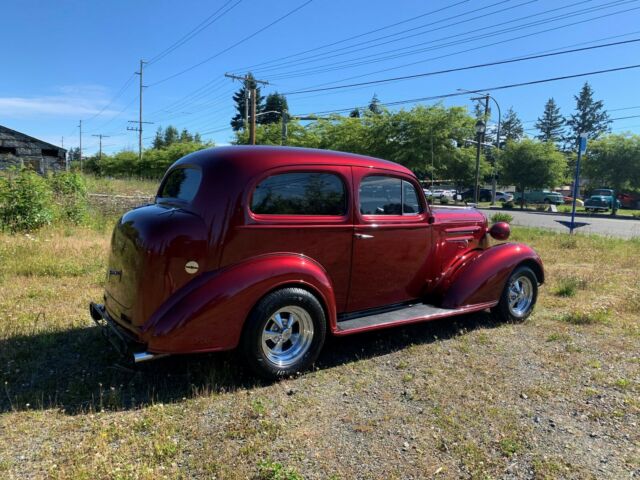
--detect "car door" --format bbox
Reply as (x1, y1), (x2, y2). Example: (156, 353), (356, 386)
(346, 167), (433, 313)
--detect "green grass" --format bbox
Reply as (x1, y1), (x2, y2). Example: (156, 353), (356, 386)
(0, 193), (639, 479)
(83, 174), (158, 197)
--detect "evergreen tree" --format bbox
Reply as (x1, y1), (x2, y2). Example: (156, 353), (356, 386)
(179, 129), (193, 143)
(349, 108), (361, 118)
(535, 98), (565, 143)
(194, 132), (202, 144)
(152, 127), (165, 149)
(500, 107), (524, 145)
(230, 73), (265, 131)
(566, 82), (611, 146)
(260, 92), (288, 125)
(163, 126), (179, 146)
(368, 94), (382, 114)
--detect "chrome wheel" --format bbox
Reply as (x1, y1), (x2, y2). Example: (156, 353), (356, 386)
(507, 275), (534, 318)
(261, 306), (314, 368)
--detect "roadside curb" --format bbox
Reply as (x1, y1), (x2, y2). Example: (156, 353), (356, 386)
(476, 206), (640, 222)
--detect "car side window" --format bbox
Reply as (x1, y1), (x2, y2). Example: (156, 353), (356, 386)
(359, 176), (424, 216)
(251, 172), (347, 215)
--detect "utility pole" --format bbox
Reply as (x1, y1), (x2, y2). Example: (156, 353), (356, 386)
(470, 93), (501, 204)
(127, 59), (151, 162)
(92, 134), (110, 162)
(225, 73), (269, 145)
(78, 120), (83, 172)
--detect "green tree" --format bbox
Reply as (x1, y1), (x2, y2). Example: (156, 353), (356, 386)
(163, 126), (179, 146)
(535, 97), (565, 143)
(566, 82), (611, 147)
(441, 146), (490, 193)
(500, 139), (566, 209)
(500, 107), (524, 144)
(368, 94), (382, 115)
(179, 129), (193, 143)
(230, 73), (265, 131)
(152, 127), (165, 149)
(349, 108), (361, 118)
(260, 92), (288, 124)
(584, 134), (640, 192)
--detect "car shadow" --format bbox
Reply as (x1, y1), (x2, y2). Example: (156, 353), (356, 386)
(0, 312), (501, 415)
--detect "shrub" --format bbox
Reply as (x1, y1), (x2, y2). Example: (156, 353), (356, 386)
(0, 170), (54, 232)
(553, 277), (587, 297)
(48, 172), (88, 224)
(502, 200), (514, 209)
(491, 213), (513, 224)
(560, 306), (609, 325)
(440, 196), (450, 204)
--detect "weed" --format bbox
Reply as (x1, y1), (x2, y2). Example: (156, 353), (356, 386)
(498, 438), (521, 457)
(615, 378), (631, 390)
(546, 332), (571, 342)
(257, 460), (303, 480)
(490, 212), (513, 224)
(559, 306), (610, 325)
(553, 277), (587, 297)
(557, 235), (578, 249)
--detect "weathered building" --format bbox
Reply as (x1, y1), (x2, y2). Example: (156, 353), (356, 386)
(0, 125), (66, 173)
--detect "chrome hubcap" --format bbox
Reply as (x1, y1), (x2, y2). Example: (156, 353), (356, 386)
(261, 306), (314, 368)
(508, 275), (534, 318)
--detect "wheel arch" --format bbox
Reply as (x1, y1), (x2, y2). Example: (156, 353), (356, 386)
(142, 253), (337, 354)
(439, 242), (544, 309)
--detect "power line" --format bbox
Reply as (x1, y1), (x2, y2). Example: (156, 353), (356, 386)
(297, 64), (640, 116)
(147, 0), (242, 65)
(282, 38), (640, 95)
(232, 0), (473, 72)
(149, 0), (314, 87)
(83, 73), (136, 124)
(254, 0), (530, 75)
(264, 0), (636, 80)
(271, 2), (640, 92)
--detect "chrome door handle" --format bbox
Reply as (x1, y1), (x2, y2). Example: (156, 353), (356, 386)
(354, 233), (374, 239)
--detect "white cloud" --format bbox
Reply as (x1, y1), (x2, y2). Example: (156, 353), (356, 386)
(0, 85), (121, 118)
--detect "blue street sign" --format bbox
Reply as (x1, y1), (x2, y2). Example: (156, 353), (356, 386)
(579, 134), (588, 155)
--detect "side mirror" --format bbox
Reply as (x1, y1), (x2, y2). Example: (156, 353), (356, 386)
(489, 222), (510, 241)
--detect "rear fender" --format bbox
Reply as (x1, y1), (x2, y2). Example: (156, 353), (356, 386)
(439, 243), (543, 309)
(142, 253), (336, 353)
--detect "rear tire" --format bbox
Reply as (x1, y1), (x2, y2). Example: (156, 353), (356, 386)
(241, 288), (326, 379)
(492, 266), (538, 322)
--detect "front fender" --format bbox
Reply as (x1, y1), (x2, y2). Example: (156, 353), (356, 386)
(141, 253), (336, 354)
(439, 243), (543, 309)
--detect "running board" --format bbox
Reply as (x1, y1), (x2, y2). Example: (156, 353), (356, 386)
(335, 302), (496, 335)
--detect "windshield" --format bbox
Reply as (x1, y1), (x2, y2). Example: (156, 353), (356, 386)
(157, 167), (202, 203)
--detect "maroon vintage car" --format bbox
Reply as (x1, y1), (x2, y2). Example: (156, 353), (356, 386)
(90, 146), (544, 378)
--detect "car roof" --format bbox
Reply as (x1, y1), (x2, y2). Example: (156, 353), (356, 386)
(175, 145), (414, 176)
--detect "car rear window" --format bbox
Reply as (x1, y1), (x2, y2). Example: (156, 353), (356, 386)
(157, 167), (202, 203)
(251, 172), (346, 215)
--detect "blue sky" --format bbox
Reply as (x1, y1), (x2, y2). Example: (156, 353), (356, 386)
(1, 0), (640, 155)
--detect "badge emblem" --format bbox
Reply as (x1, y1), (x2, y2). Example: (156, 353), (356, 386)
(185, 261), (199, 274)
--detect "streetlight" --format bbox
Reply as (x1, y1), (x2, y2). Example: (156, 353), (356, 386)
(458, 89), (501, 204)
(474, 119), (486, 205)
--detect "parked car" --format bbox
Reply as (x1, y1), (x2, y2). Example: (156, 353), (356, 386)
(495, 191), (514, 202)
(618, 192), (640, 209)
(460, 188), (493, 202)
(512, 190), (564, 205)
(586, 188), (621, 212)
(90, 146), (544, 378)
(562, 196), (585, 207)
(584, 192), (621, 212)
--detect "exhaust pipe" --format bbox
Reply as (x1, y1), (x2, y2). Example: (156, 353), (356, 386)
(133, 351), (169, 363)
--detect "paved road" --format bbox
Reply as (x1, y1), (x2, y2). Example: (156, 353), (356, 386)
(481, 208), (640, 239)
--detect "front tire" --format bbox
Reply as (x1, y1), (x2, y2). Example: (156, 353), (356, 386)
(241, 288), (326, 379)
(492, 266), (538, 322)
